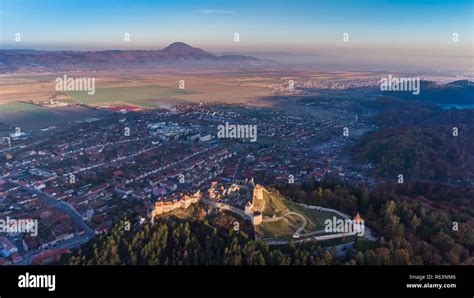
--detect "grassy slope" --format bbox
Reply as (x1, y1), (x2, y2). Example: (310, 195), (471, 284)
(256, 188), (342, 239)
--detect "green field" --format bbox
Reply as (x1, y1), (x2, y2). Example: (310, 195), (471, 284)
(0, 102), (56, 130)
(0, 102), (42, 114)
(0, 103), (105, 130)
(133, 99), (173, 109)
(68, 84), (195, 105)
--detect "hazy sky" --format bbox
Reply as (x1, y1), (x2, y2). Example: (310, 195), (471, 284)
(0, 0), (473, 71)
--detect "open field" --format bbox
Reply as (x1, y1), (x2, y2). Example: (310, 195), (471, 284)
(68, 84), (194, 105)
(0, 69), (382, 130)
(0, 68), (384, 135)
(0, 69), (279, 105)
(0, 102), (106, 131)
(0, 69), (387, 106)
(0, 101), (43, 114)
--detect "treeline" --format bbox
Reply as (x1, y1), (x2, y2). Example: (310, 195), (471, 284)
(62, 216), (337, 265)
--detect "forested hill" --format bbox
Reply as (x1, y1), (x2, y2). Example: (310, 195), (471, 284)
(376, 80), (474, 105)
(61, 179), (474, 265)
(61, 216), (335, 266)
(354, 100), (474, 182)
(355, 125), (474, 181)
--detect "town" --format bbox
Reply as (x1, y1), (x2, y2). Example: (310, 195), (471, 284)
(0, 101), (375, 264)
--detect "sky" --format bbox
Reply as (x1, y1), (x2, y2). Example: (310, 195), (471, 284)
(0, 0), (473, 71)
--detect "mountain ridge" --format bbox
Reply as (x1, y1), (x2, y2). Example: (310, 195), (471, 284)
(0, 42), (264, 72)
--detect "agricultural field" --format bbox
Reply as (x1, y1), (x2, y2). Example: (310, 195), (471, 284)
(1, 69), (381, 107)
(0, 102), (43, 114)
(0, 69), (279, 106)
(68, 84), (194, 105)
(0, 102), (106, 131)
(0, 69), (381, 123)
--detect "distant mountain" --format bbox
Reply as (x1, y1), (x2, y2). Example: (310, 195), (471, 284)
(0, 42), (264, 73)
(447, 80), (474, 88)
(158, 42), (217, 60)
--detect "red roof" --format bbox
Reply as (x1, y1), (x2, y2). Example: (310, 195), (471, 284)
(32, 247), (69, 264)
(354, 213), (362, 221)
(113, 170), (124, 176)
(185, 195), (193, 201)
(95, 222), (111, 233)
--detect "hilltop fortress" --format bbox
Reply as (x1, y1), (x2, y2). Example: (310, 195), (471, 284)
(150, 190), (202, 219)
(149, 178), (266, 226)
(207, 178), (265, 225)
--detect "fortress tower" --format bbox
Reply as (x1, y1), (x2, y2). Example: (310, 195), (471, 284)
(252, 184), (264, 202)
(244, 183), (265, 226)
